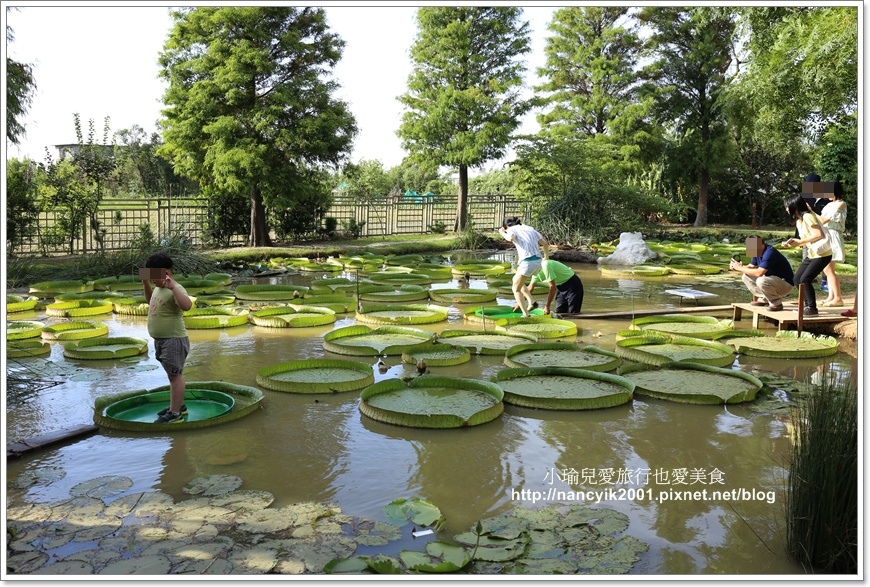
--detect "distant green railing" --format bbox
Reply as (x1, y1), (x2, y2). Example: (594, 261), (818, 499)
(12, 194), (526, 255)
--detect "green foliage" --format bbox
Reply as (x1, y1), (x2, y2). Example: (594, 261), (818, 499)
(113, 125), (197, 198)
(199, 187), (250, 247)
(6, 19), (36, 145)
(427, 220), (447, 235)
(71, 114), (117, 251)
(158, 6), (358, 246)
(815, 120), (858, 233)
(738, 7), (858, 149)
(639, 7), (736, 227)
(787, 377), (857, 573)
(6, 158), (41, 252)
(536, 7), (641, 137)
(468, 166), (517, 196)
(398, 7), (533, 229)
(342, 218), (367, 239)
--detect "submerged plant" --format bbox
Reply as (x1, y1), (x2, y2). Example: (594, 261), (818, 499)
(786, 376), (858, 573)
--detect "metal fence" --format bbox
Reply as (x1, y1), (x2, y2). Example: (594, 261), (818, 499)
(11, 194), (527, 256)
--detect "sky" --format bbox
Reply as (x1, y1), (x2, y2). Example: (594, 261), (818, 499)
(4, 3), (557, 173)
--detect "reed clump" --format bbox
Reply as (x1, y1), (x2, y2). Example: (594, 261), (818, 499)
(786, 375), (858, 574)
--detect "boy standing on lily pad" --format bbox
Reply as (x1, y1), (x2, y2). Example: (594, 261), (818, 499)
(142, 252), (193, 424)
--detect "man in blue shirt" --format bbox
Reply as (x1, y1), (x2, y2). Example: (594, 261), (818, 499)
(729, 236), (795, 311)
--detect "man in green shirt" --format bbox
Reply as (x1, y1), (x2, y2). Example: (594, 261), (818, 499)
(527, 259), (585, 315)
(143, 252), (193, 424)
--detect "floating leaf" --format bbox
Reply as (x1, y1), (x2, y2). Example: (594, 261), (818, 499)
(70, 475), (133, 499)
(721, 330), (839, 358)
(437, 329), (538, 355)
(621, 362), (763, 404)
(504, 342), (621, 371)
(493, 367), (634, 410)
(257, 359), (374, 393)
(183, 475), (243, 496)
(384, 497), (445, 528)
(63, 336), (149, 360)
(323, 324), (435, 356)
(356, 303), (449, 325)
(615, 333), (735, 367)
(629, 314), (734, 339)
(402, 343), (471, 367)
(99, 554), (172, 575)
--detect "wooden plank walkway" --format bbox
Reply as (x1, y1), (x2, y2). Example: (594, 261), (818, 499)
(7, 425), (99, 459)
(562, 305), (733, 320)
(732, 301), (850, 332)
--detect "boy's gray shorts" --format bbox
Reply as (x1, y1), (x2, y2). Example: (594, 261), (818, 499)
(154, 337), (190, 377)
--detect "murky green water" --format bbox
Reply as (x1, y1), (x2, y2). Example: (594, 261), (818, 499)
(6, 255), (856, 574)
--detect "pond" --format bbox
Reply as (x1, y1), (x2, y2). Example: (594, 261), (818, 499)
(5, 254), (856, 575)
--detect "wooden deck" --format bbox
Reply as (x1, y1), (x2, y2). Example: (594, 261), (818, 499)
(732, 301), (851, 332)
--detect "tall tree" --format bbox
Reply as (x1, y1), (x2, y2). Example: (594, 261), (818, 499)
(737, 7), (858, 149)
(536, 7), (641, 137)
(639, 7), (736, 227)
(6, 16), (36, 145)
(158, 7), (357, 246)
(397, 7), (533, 231)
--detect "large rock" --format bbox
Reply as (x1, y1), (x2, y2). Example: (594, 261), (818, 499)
(596, 232), (658, 266)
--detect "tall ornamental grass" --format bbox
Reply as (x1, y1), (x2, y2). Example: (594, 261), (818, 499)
(787, 377), (858, 574)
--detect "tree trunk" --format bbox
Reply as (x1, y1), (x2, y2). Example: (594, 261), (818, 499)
(454, 165), (469, 232)
(695, 168), (709, 227)
(249, 185), (272, 246)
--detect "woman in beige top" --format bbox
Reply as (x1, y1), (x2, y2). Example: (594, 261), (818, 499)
(818, 181), (847, 306)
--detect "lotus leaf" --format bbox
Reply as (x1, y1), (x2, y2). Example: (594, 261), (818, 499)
(385, 254), (425, 266)
(204, 272), (234, 286)
(46, 299), (113, 317)
(293, 260), (344, 273)
(7, 320), (45, 340)
(383, 497), (445, 528)
(452, 263), (508, 277)
(257, 359), (374, 393)
(29, 280), (95, 295)
(298, 294), (357, 313)
(359, 284), (429, 302)
(111, 296), (150, 315)
(360, 375), (504, 428)
(629, 315), (734, 339)
(399, 542), (472, 573)
(622, 362), (763, 404)
(63, 336), (149, 360)
(428, 288), (498, 304)
(504, 343), (621, 371)
(249, 306), (336, 328)
(463, 305), (545, 323)
(355, 303), (448, 325)
(184, 307), (250, 329)
(600, 266), (669, 278)
(721, 330), (839, 358)
(195, 294), (236, 307)
(493, 367), (634, 410)
(437, 329), (537, 355)
(402, 343), (472, 367)
(183, 474), (244, 496)
(310, 277), (353, 293)
(93, 380), (264, 432)
(42, 321), (109, 341)
(666, 263), (722, 275)
(7, 295), (39, 313)
(414, 263), (454, 279)
(8, 340), (51, 358)
(99, 554), (172, 575)
(368, 272), (433, 286)
(71, 475), (134, 499)
(616, 333), (735, 367)
(233, 284), (310, 301)
(323, 325), (435, 356)
(497, 317), (579, 339)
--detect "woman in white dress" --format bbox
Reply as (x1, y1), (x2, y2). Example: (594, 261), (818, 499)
(818, 182), (847, 306)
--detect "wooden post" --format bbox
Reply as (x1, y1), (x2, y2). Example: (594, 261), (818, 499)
(796, 283), (805, 334)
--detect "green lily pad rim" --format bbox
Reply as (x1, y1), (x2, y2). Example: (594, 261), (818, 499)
(503, 342), (621, 371)
(256, 358), (374, 393)
(618, 361), (763, 404)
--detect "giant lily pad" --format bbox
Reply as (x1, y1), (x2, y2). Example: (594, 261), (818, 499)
(194, 293), (237, 307)
(428, 288), (499, 304)
(323, 325), (435, 356)
(249, 306), (336, 328)
(256, 359), (374, 393)
(621, 362), (763, 404)
(402, 343), (472, 367)
(41, 321), (109, 341)
(452, 263), (509, 277)
(46, 299), (113, 318)
(504, 342), (621, 372)
(29, 280), (94, 295)
(298, 294), (357, 314)
(8, 340), (51, 358)
(6, 294), (39, 313)
(437, 329), (537, 355)
(63, 337), (149, 360)
(413, 263), (454, 279)
(368, 272), (433, 286)
(615, 333), (735, 368)
(355, 304), (449, 325)
(233, 284), (310, 301)
(359, 285), (429, 303)
(383, 497), (445, 529)
(359, 375), (504, 428)
(463, 306), (545, 324)
(493, 367), (634, 410)
(497, 316), (578, 339)
(111, 296), (149, 316)
(721, 330), (840, 359)
(183, 307), (250, 329)
(175, 279), (223, 296)
(600, 266), (669, 278)
(7, 320), (46, 340)
(94, 381), (264, 431)
(629, 315), (734, 339)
